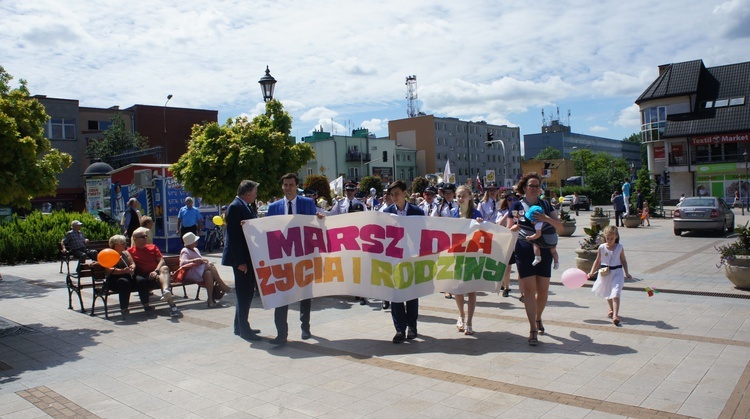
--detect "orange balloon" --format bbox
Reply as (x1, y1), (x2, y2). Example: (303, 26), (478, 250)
(97, 248), (121, 268)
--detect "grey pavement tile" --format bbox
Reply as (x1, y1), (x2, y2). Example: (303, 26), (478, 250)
(0, 393), (36, 415)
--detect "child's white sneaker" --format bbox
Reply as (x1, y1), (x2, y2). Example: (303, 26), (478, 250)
(532, 256), (542, 266)
(553, 262), (559, 270)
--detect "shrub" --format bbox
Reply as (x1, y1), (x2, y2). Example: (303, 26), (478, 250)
(0, 211), (120, 265)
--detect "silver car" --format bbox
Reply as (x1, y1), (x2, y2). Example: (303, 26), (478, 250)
(673, 197), (735, 236)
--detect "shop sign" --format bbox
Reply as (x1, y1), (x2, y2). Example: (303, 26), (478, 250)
(691, 132), (750, 145)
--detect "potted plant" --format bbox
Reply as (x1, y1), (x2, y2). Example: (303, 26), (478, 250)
(622, 202), (641, 228)
(716, 221), (750, 289)
(590, 207), (610, 229)
(558, 207), (577, 236)
(575, 224), (604, 280)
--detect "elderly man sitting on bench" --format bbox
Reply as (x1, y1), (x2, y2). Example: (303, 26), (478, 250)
(128, 227), (181, 317)
(61, 220), (99, 267)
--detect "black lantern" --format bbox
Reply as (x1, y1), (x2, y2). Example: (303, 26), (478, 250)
(258, 66), (277, 102)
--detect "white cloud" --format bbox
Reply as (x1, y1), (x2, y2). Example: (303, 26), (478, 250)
(360, 118), (389, 135)
(615, 104), (642, 131)
(589, 126), (608, 133)
(0, 0), (746, 145)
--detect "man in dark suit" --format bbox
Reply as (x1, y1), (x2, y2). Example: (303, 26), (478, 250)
(382, 180), (425, 343)
(266, 173), (323, 344)
(222, 180), (262, 341)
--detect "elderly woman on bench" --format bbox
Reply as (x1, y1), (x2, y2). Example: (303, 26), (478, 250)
(179, 232), (233, 307)
(105, 234), (150, 318)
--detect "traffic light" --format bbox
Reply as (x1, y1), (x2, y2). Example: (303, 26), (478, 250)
(486, 132), (494, 142)
(663, 170), (670, 185)
(382, 151), (388, 162)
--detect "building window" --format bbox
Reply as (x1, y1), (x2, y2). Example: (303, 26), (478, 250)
(348, 167), (359, 179)
(87, 120), (112, 131)
(49, 118), (76, 140)
(306, 168), (313, 176)
(729, 97), (745, 106)
(640, 106), (666, 143)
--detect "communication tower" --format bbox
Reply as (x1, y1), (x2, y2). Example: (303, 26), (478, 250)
(406, 75), (419, 118)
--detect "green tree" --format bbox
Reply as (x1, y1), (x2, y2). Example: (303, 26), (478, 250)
(535, 146), (562, 160)
(359, 175), (383, 198)
(302, 174), (333, 206)
(411, 176), (429, 195)
(633, 167), (655, 214)
(0, 66), (72, 209)
(86, 114), (149, 168)
(170, 100), (314, 204)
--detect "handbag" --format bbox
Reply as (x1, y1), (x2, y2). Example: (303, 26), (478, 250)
(598, 266), (610, 277)
(212, 285), (225, 301)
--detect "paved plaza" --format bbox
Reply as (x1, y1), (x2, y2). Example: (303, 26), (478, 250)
(1, 209), (749, 418)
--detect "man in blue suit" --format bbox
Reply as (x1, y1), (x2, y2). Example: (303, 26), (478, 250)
(382, 180), (425, 343)
(266, 173), (322, 344)
(222, 180), (262, 341)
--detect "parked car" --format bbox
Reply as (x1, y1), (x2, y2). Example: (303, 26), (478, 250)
(561, 195), (590, 211)
(257, 204), (269, 217)
(673, 197), (734, 236)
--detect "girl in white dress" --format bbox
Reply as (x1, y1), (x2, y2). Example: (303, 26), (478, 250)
(588, 226), (632, 325)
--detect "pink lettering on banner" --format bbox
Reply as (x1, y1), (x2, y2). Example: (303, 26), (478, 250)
(419, 229), (451, 256)
(304, 226), (327, 256)
(360, 224), (385, 254)
(327, 226), (361, 252)
(385, 226), (405, 258)
(267, 227), (305, 260)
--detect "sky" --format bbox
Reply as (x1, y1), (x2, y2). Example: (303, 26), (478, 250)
(1, 0), (749, 155)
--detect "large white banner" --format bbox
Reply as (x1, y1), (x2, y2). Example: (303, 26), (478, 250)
(243, 211), (517, 309)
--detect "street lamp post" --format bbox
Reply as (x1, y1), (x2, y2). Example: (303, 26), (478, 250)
(744, 150), (748, 215)
(163, 94), (172, 163)
(485, 138), (507, 188)
(258, 66), (277, 102)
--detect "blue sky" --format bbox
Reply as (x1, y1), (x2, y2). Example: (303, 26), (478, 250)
(2, 0), (749, 154)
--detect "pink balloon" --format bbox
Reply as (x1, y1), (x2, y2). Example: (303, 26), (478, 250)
(561, 268), (588, 289)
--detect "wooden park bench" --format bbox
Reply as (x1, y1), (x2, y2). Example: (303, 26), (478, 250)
(66, 256), (205, 320)
(59, 240), (110, 274)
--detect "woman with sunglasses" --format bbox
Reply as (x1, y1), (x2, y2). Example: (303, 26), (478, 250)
(507, 173), (563, 346)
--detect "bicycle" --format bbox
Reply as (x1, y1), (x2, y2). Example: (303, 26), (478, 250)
(204, 226), (224, 253)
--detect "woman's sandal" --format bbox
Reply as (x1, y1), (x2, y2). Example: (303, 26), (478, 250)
(456, 317), (465, 332)
(613, 317), (621, 326)
(528, 330), (538, 346)
(536, 320), (545, 335)
(607, 311), (613, 319)
(464, 325), (474, 335)
(207, 301), (218, 308)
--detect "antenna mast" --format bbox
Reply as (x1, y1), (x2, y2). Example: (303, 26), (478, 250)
(406, 75), (419, 117)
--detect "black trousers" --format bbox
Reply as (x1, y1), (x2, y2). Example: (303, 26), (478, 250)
(72, 248), (99, 264)
(233, 266), (256, 337)
(274, 299), (311, 338)
(106, 274), (137, 310)
(614, 211), (624, 227)
(391, 299), (419, 333)
(180, 225), (198, 238)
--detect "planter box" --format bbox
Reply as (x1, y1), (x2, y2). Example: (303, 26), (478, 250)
(724, 257), (750, 290)
(622, 216), (641, 228)
(560, 221), (577, 237)
(575, 248), (598, 280)
(590, 216), (609, 229)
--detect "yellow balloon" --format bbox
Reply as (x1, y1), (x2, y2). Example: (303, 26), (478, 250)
(212, 215), (224, 226)
(558, 196), (565, 203)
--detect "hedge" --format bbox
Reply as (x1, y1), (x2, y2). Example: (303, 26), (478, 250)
(0, 211), (120, 265)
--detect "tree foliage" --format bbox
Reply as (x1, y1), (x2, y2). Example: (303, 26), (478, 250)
(535, 146), (562, 160)
(302, 174), (333, 206)
(170, 100), (314, 204)
(359, 175), (383, 198)
(411, 176), (429, 195)
(0, 66), (72, 208)
(86, 114), (149, 167)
